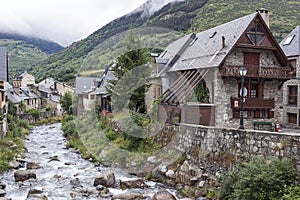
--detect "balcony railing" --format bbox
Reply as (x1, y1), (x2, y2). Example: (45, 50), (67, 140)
(220, 65), (291, 80)
(231, 97), (275, 109)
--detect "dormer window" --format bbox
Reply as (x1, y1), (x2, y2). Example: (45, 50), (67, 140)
(283, 35), (295, 45)
(246, 20), (265, 45)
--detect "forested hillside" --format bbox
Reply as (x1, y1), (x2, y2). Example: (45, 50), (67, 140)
(0, 33), (63, 81)
(28, 0), (300, 84)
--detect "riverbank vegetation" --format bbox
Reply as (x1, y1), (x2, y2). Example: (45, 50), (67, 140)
(0, 114), (30, 173)
(61, 110), (162, 169)
(219, 157), (300, 200)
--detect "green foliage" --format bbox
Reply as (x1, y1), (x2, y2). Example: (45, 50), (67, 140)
(8, 101), (17, 116)
(187, 80), (209, 103)
(108, 29), (151, 113)
(279, 185), (300, 200)
(0, 114), (30, 172)
(27, 109), (40, 120)
(61, 120), (78, 138)
(219, 157), (299, 200)
(60, 92), (73, 115)
(0, 39), (50, 82)
(19, 101), (26, 113)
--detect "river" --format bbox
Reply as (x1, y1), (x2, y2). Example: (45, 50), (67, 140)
(1, 123), (177, 200)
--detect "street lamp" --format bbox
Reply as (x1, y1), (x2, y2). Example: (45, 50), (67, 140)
(239, 66), (247, 129)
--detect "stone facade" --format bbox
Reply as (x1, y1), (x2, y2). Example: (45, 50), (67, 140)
(283, 55), (300, 127)
(145, 77), (162, 112)
(214, 47), (285, 129)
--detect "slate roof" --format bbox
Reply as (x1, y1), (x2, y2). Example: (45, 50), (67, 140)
(0, 47), (7, 81)
(75, 77), (97, 94)
(279, 25), (300, 57)
(158, 12), (258, 74)
(6, 82), (22, 104)
(96, 70), (117, 95)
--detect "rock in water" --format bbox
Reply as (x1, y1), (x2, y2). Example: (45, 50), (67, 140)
(120, 178), (148, 190)
(94, 171), (115, 187)
(27, 162), (42, 169)
(0, 189), (6, 197)
(112, 192), (143, 200)
(14, 170), (36, 182)
(152, 190), (176, 200)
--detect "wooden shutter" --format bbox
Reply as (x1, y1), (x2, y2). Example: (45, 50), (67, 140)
(244, 52), (260, 66)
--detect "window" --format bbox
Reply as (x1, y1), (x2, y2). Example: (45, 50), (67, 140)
(288, 113), (297, 124)
(90, 94), (95, 100)
(250, 83), (258, 98)
(288, 86), (298, 106)
(246, 20), (265, 45)
(284, 35), (295, 45)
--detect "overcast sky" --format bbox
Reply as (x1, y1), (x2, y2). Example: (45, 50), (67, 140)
(0, 0), (148, 46)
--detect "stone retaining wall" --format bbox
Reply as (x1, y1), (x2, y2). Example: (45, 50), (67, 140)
(153, 124), (300, 190)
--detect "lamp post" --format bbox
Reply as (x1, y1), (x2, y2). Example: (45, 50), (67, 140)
(239, 66), (247, 129)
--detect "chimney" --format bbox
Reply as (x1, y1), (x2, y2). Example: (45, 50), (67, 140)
(257, 8), (269, 28)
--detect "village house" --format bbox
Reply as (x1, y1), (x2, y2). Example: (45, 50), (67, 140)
(96, 67), (117, 114)
(280, 25), (300, 127)
(37, 77), (74, 116)
(0, 47), (8, 137)
(12, 72), (41, 111)
(154, 9), (292, 130)
(75, 76), (100, 113)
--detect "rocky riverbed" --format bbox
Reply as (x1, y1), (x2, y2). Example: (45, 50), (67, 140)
(0, 123), (184, 200)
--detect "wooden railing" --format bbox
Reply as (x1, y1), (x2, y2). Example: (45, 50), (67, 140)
(231, 97), (275, 109)
(220, 65), (291, 80)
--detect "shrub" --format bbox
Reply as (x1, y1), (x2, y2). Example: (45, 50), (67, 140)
(62, 120), (78, 138)
(27, 109), (40, 120)
(220, 157), (298, 200)
(279, 185), (300, 200)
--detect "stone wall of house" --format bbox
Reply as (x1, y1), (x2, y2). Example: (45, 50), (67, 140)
(282, 55), (300, 127)
(225, 48), (281, 67)
(214, 48), (285, 129)
(145, 78), (161, 112)
(151, 124), (300, 190)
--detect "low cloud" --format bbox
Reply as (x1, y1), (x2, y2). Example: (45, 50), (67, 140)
(0, 0), (147, 46)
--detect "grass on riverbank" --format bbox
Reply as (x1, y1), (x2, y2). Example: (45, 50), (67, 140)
(61, 112), (163, 169)
(0, 114), (30, 173)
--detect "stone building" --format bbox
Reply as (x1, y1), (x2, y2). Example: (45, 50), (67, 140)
(156, 10), (292, 130)
(280, 25), (300, 127)
(0, 47), (8, 137)
(96, 67), (117, 114)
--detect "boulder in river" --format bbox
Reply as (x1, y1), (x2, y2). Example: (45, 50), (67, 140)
(0, 183), (5, 190)
(112, 192), (144, 200)
(14, 170), (36, 182)
(94, 171), (115, 187)
(120, 178), (148, 190)
(27, 162), (42, 169)
(8, 160), (22, 169)
(152, 190), (176, 200)
(0, 189), (6, 197)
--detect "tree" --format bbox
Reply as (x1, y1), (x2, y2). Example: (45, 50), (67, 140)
(108, 29), (151, 113)
(60, 92), (73, 115)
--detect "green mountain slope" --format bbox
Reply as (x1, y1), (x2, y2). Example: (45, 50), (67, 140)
(29, 0), (300, 84)
(0, 33), (63, 82)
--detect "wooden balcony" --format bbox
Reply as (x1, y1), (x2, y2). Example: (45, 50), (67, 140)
(231, 97), (275, 109)
(220, 65), (291, 80)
